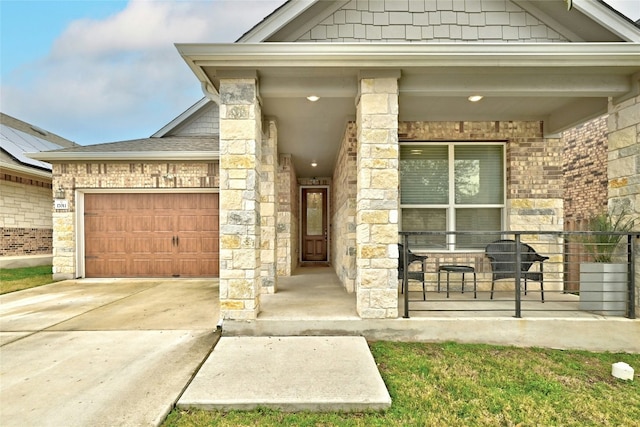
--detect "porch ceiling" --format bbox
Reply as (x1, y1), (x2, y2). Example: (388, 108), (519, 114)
(177, 43), (640, 178)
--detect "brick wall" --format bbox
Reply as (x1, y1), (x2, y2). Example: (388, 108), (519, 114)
(1, 227), (52, 256)
(400, 120), (562, 200)
(296, 0), (567, 42)
(331, 122), (358, 292)
(53, 162), (219, 211)
(50, 161), (219, 279)
(1, 177), (54, 256)
(562, 115), (608, 221)
(399, 120), (564, 288)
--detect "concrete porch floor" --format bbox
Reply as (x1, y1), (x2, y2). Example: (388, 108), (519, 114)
(223, 267), (640, 353)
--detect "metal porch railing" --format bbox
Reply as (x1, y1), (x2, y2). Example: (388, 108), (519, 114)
(399, 231), (637, 319)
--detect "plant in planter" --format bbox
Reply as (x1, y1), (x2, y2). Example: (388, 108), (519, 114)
(578, 209), (635, 316)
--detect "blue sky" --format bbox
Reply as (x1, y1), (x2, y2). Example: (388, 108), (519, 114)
(0, 0), (285, 144)
(1, 0), (638, 146)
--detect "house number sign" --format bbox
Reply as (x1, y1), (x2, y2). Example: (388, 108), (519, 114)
(54, 199), (69, 210)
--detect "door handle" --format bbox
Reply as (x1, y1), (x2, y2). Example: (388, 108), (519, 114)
(176, 236), (179, 246)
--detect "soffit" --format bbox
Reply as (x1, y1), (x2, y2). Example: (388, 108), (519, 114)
(178, 42), (640, 178)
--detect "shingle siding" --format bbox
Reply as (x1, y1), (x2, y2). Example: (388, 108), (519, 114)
(168, 102), (219, 136)
(298, 0), (568, 42)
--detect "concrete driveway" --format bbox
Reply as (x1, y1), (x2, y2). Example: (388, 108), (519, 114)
(0, 278), (219, 427)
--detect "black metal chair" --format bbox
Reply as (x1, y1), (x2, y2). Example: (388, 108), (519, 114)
(485, 239), (549, 302)
(398, 243), (428, 300)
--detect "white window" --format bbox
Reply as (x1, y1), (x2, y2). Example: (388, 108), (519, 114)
(400, 143), (505, 250)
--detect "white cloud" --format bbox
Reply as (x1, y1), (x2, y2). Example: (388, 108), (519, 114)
(1, 0), (284, 144)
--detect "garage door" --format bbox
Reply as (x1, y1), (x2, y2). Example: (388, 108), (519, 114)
(84, 193), (219, 278)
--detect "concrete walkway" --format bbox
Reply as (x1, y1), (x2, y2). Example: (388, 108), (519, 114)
(0, 279), (219, 427)
(1, 276), (393, 424)
(179, 336), (391, 412)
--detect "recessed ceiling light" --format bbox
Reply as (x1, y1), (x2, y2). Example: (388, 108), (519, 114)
(306, 95), (320, 102)
(410, 149), (423, 155)
(311, 162), (318, 167)
(468, 95), (483, 102)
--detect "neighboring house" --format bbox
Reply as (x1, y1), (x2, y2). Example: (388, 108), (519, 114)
(31, 0), (640, 319)
(0, 113), (77, 268)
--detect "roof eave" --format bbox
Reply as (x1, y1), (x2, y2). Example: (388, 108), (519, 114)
(27, 151), (220, 162)
(0, 161), (52, 179)
(236, 0), (316, 42)
(151, 97), (211, 137)
(177, 42), (640, 69)
(574, 0), (640, 42)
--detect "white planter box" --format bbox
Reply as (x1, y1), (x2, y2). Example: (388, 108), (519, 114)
(579, 263), (628, 316)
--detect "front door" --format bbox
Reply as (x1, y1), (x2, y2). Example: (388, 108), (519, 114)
(301, 188), (328, 262)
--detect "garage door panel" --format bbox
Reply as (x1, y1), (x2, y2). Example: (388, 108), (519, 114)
(152, 237), (173, 254)
(130, 215), (154, 232)
(201, 238), (219, 253)
(130, 237), (153, 254)
(176, 260), (201, 277)
(131, 259), (152, 276)
(177, 237), (200, 254)
(85, 193), (219, 278)
(152, 259), (175, 276)
(107, 216), (127, 233)
(84, 216), (104, 233)
(176, 215), (199, 232)
(154, 215), (174, 232)
(200, 215), (219, 231)
(199, 259), (218, 276)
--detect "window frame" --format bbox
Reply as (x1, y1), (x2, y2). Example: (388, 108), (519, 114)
(399, 141), (507, 252)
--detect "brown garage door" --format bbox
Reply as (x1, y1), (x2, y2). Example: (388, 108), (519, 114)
(84, 193), (219, 278)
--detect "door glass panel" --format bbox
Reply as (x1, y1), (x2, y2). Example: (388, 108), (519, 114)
(306, 192), (323, 235)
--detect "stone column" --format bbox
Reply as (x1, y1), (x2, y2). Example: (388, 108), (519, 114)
(261, 120), (278, 293)
(355, 72), (400, 318)
(277, 154), (297, 276)
(607, 94), (640, 317)
(51, 164), (76, 281)
(218, 74), (262, 320)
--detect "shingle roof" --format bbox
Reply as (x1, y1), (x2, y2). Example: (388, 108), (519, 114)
(0, 113), (77, 172)
(28, 136), (220, 162)
(47, 136), (218, 153)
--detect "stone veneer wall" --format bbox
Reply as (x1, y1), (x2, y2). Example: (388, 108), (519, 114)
(400, 120), (564, 288)
(1, 178), (53, 255)
(260, 120), (278, 293)
(356, 76), (400, 318)
(277, 154), (298, 276)
(563, 115), (608, 222)
(50, 161), (219, 280)
(607, 95), (640, 317)
(218, 77), (263, 320)
(331, 122), (358, 292)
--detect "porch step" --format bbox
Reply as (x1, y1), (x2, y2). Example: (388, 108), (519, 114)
(177, 336), (391, 412)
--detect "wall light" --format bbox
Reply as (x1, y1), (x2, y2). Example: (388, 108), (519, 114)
(311, 162), (318, 167)
(54, 187), (66, 199)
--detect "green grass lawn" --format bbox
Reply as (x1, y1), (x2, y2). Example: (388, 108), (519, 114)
(0, 265), (55, 294)
(164, 341), (640, 427)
